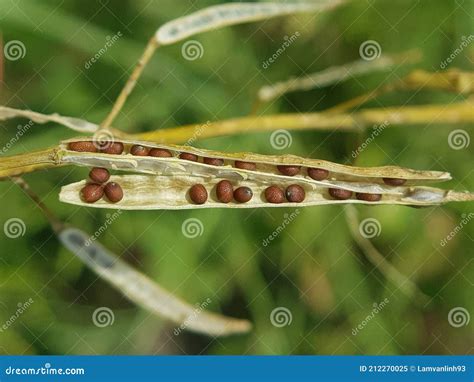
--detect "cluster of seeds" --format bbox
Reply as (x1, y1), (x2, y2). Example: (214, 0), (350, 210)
(80, 167), (123, 204)
(67, 141), (408, 189)
(189, 181), (254, 204)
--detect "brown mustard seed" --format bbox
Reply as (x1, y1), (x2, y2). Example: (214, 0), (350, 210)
(233, 186), (253, 203)
(89, 167), (110, 184)
(307, 167), (329, 181)
(130, 145), (149, 156)
(68, 141), (97, 152)
(149, 148), (172, 157)
(215, 180), (233, 203)
(179, 152), (199, 161)
(100, 142), (124, 155)
(234, 161), (257, 170)
(189, 184), (208, 204)
(285, 184), (305, 203)
(328, 188), (353, 200)
(356, 193), (382, 202)
(383, 177), (407, 186)
(277, 165), (301, 176)
(264, 186), (285, 204)
(203, 157), (224, 166)
(104, 182), (124, 203)
(80, 183), (104, 203)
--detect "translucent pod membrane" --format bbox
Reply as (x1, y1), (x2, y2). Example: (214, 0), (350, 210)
(59, 227), (251, 336)
(59, 174), (474, 210)
(60, 138), (451, 191)
(155, 1), (346, 45)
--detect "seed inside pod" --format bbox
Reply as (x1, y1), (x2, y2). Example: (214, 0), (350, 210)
(68, 141), (97, 152)
(130, 145), (149, 156)
(80, 183), (103, 203)
(328, 188), (353, 200)
(189, 184), (208, 204)
(264, 186), (285, 204)
(277, 165), (301, 176)
(383, 177), (407, 186)
(234, 161), (257, 170)
(149, 148), (173, 157)
(285, 184), (305, 203)
(104, 182), (124, 203)
(216, 180), (233, 203)
(89, 167), (110, 184)
(356, 193), (382, 202)
(307, 167), (329, 181)
(100, 142), (124, 155)
(203, 157), (224, 166)
(234, 186), (253, 203)
(179, 152), (199, 162)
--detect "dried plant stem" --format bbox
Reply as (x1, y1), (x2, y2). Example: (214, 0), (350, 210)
(0, 147), (60, 178)
(100, 38), (159, 130)
(326, 69), (474, 114)
(134, 101), (474, 143)
(344, 205), (429, 303)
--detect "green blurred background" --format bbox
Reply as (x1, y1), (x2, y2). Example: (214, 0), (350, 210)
(0, 0), (473, 355)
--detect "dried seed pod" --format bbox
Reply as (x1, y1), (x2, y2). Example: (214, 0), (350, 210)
(189, 184), (208, 204)
(307, 167), (329, 181)
(180, 152), (199, 162)
(104, 182), (124, 203)
(149, 148), (173, 157)
(328, 188), (353, 200)
(80, 183), (104, 203)
(203, 157), (224, 166)
(68, 141), (97, 152)
(130, 145), (149, 156)
(234, 186), (253, 203)
(235, 161), (257, 170)
(356, 193), (382, 202)
(285, 184), (305, 203)
(264, 186), (285, 204)
(216, 180), (233, 203)
(383, 177), (407, 186)
(89, 167), (110, 184)
(277, 165), (301, 176)
(100, 142), (124, 155)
